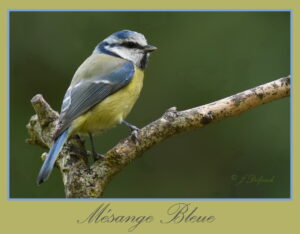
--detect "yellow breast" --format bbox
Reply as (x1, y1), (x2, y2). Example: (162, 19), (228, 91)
(70, 67), (144, 135)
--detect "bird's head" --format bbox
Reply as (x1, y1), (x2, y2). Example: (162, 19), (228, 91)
(94, 30), (157, 69)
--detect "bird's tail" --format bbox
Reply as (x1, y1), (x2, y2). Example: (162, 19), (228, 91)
(36, 128), (69, 185)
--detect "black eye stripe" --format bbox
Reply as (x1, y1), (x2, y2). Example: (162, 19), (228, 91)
(105, 41), (145, 50)
(121, 41), (144, 49)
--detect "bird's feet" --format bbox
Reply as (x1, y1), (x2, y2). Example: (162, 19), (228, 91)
(87, 150), (106, 162)
(130, 127), (140, 142)
(122, 120), (140, 142)
(92, 152), (106, 161)
(127, 124), (139, 140)
(88, 132), (106, 162)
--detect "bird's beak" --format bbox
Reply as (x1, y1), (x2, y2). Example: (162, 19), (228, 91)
(144, 45), (157, 52)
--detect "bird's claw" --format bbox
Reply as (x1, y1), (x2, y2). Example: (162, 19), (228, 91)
(121, 120), (140, 142)
(131, 129), (139, 142)
(88, 151), (106, 161)
(129, 125), (140, 142)
(94, 152), (106, 161)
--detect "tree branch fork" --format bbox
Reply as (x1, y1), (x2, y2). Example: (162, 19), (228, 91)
(26, 76), (290, 198)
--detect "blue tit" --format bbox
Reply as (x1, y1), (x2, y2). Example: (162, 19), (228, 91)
(37, 30), (157, 184)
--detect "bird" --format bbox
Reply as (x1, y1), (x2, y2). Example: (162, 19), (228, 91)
(36, 30), (157, 185)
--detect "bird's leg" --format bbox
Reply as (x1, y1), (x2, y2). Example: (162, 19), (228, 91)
(88, 133), (105, 161)
(122, 120), (140, 141)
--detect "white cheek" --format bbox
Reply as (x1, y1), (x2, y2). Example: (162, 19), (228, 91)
(129, 53), (143, 64)
(110, 47), (142, 65)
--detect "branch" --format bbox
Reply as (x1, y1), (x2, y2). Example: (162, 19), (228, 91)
(26, 76), (290, 198)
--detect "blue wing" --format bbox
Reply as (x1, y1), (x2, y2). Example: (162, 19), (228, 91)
(54, 57), (135, 138)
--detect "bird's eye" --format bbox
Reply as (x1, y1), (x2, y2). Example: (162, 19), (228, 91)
(122, 41), (137, 48)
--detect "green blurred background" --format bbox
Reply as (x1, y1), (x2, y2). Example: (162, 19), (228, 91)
(9, 11), (290, 198)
